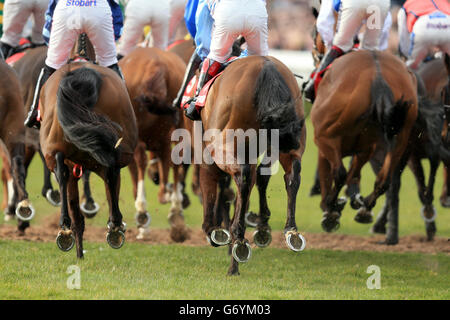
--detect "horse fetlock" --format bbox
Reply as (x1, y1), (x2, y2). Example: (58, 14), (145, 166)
(350, 193), (365, 210)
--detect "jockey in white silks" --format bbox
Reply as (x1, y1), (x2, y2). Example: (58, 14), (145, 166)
(304, 0), (391, 103)
(0, 0), (49, 59)
(183, 0), (269, 120)
(117, 0), (170, 59)
(398, 0), (450, 70)
(24, 0), (124, 129)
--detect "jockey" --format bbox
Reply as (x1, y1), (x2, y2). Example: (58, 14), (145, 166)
(24, 0), (124, 129)
(0, 0), (49, 59)
(398, 0), (450, 70)
(117, 0), (170, 59)
(303, 0), (391, 102)
(175, 0), (269, 121)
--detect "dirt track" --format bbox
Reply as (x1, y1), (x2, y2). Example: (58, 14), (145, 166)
(1, 213), (448, 255)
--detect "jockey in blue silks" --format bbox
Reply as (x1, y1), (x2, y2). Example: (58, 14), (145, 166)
(24, 0), (124, 129)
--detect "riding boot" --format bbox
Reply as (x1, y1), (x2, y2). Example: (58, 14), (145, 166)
(185, 58), (223, 121)
(24, 65), (56, 129)
(172, 51), (202, 110)
(303, 46), (344, 103)
(0, 41), (13, 60)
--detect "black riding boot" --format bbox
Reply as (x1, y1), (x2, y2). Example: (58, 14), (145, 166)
(303, 46), (344, 103)
(108, 63), (124, 80)
(172, 51), (202, 110)
(0, 41), (13, 60)
(185, 58), (223, 121)
(24, 65), (56, 129)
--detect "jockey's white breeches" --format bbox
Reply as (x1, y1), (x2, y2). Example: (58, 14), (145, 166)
(208, 0), (268, 64)
(333, 0), (390, 52)
(1, 0), (49, 46)
(117, 0), (170, 56)
(407, 13), (450, 70)
(169, 0), (187, 43)
(46, 0), (117, 69)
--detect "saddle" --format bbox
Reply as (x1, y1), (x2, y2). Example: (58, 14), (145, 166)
(180, 56), (240, 111)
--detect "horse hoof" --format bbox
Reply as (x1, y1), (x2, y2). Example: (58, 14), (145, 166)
(321, 211), (340, 233)
(244, 211), (258, 228)
(210, 228), (231, 246)
(383, 237), (399, 246)
(371, 223), (386, 234)
(421, 205), (437, 223)
(354, 207), (373, 224)
(106, 230), (126, 249)
(285, 230), (306, 252)
(335, 197), (347, 212)
(182, 193), (191, 209)
(232, 240), (252, 263)
(15, 200), (35, 222)
(56, 230), (75, 252)
(440, 196), (450, 208)
(253, 229), (272, 248)
(135, 211), (151, 229)
(309, 185), (321, 197)
(46, 189), (61, 207)
(80, 201), (100, 218)
(350, 193), (365, 210)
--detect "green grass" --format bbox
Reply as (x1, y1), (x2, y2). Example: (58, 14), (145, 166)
(0, 240), (448, 300)
(0, 117), (449, 300)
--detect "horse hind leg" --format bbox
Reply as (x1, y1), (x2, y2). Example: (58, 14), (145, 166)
(228, 164), (256, 276)
(39, 150), (61, 207)
(104, 165), (126, 249)
(54, 152), (75, 252)
(168, 162), (190, 243)
(440, 164), (450, 208)
(67, 174), (85, 258)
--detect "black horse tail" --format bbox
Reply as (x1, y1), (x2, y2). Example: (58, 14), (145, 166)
(445, 53), (449, 76)
(254, 58), (304, 153)
(370, 66), (410, 149)
(57, 67), (120, 168)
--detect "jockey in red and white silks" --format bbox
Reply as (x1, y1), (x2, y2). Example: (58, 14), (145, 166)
(398, 0), (450, 70)
(316, 0), (392, 51)
(0, 0), (49, 59)
(303, 0), (391, 103)
(117, 0), (170, 58)
(183, 0), (268, 120)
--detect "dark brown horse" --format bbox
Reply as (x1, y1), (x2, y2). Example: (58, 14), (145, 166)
(0, 59), (34, 233)
(119, 46), (190, 242)
(39, 41), (138, 257)
(311, 50), (418, 244)
(180, 56), (306, 275)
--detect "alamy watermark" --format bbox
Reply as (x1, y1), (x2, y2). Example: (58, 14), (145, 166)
(67, 265), (81, 290)
(171, 121), (280, 175)
(366, 265), (381, 290)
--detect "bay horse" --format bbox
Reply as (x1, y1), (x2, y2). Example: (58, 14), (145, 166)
(2, 45), (101, 217)
(311, 50), (418, 244)
(39, 35), (138, 257)
(119, 47), (190, 242)
(181, 56), (306, 275)
(0, 59), (34, 233)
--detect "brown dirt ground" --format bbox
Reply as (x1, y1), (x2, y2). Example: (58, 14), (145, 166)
(1, 213), (449, 255)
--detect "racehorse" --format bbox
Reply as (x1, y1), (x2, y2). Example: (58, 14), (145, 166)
(2, 45), (101, 217)
(119, 47), (190, 242)
(39, 34), (138, 257)
(0, 59), (34, 233)
(311, 50), (418, 244)
(180, 55), (306, 275)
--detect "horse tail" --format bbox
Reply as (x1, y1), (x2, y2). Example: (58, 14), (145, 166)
(370, 57), (410, 149)
(445, 53), (450, 76)
(57, 67), (120, 168)
(254, 58), (304, 153)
